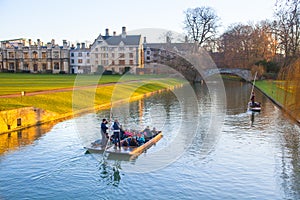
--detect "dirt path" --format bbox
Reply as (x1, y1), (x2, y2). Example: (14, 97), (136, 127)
(0, 79), (153, 98)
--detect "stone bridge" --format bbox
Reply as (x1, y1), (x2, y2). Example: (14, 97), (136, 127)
(203, 68), (252, 82)
(143, 43), (253, 82)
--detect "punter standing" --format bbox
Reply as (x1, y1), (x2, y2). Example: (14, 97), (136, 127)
(111, 119), (121, 148)
(100, 118), (108, 147)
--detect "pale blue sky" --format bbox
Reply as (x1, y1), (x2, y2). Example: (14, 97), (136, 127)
(0, 0), (275, 44)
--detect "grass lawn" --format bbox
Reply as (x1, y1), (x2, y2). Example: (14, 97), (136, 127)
(0, 73), (168, 95)
(0, 74), (185, 113)
(255, 80), (286, 105)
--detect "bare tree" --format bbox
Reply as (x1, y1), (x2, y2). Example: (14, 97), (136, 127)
(184, 7), (220, 48)
(219, 21), (276, 69)
(273, 0), (300, 67)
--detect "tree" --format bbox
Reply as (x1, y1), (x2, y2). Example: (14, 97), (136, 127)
(218, 21), (277, 70)
(273, 0), (300, 67)
(184, 6), (220, 49)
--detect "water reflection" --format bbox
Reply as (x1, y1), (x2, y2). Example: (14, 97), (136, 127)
(0, 123), (55, 155)
(98, 160), (122, 187)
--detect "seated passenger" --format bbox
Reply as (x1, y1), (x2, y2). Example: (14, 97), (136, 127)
(129, 137), (139, 147)
(122, 139), (129, 147)
(151, 127), (158, 136)
(137, 134), (145, 146)
(143, 126), (152, 140)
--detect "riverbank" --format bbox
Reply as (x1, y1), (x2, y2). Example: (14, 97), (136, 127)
(255, 80), (300, 124)
(0, 75), (186, 134)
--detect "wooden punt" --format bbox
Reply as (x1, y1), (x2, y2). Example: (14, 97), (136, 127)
(248, 102), (261, 112)
(105, 132), (163, 156)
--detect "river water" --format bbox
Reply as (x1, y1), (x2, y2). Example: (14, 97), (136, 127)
(0, 80), (300, 200)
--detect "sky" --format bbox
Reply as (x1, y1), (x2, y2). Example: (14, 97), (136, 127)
(0, 0), (276, 45)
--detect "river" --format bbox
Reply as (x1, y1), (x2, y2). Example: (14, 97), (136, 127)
(0, 79), (299, 200)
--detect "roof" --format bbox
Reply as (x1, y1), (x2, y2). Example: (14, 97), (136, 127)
(92, 34), (141, 46)
(144, 42), (194, 52)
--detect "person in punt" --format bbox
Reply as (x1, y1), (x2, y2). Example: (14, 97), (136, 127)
(111, 119), (121, 149)
(143, 126), (152, 140)
(100, 118), (109, 147)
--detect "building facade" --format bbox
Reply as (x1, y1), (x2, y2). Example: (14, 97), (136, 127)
(70, 43), (91, 74)
(0, 39), (70, 73)
(90, 27), (143, 74)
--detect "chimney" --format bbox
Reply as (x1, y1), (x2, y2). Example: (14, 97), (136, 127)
(37, 39), (41, 47)
(63, 40), (67, 48)
(81, 43), (85, 49)
(105, 28), (109, 36)
(143, 36), (147, 44)
(18, 42), (23, 49)
(28, 39), (32, 46)
(113, 31), (116, 36)
(47, 42), (52, 49)
(51, 39), (55, 46)
(76, 43), (80, 49)
(121, 26), (126, 38)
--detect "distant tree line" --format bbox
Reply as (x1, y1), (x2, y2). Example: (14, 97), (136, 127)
(183, 0), (300, 79)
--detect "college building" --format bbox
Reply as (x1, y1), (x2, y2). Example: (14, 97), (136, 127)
(0, 38), (70, 73)
(90, 26), (144, 74)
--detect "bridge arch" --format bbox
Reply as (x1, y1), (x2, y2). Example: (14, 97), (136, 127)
(203, 68), (252, 82)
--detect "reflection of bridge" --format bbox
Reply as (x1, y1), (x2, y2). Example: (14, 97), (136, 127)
(203, 68), (252, 82)
(143, 42), (253, 82)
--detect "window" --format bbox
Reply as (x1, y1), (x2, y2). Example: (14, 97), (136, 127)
(42, 52), (47, 59)
(129, 47), (134, 50)
(118, 60), (125, 65)
(24, 63), (29, 70)
(53, 51), (59, 58)
(71, 59), (74, 64)
(95, 54), (98, 59)
(42, 64), (47, 70)
(71, 53), (74, 57)
(130, 60), (134, 65)
(87, 53), (90, 57)
(95, 48), (98, 52)
(147, 50), (151, 54)
(33, 51), (38, 59)
(112, 53), (115, 58)
(9, 63), (14, 69)
(8, 52), (14, 59)
(54, 62), (59, 70)
(119, 47), (125, 51)
(111, 60), (115, 65)
(78, 52), (82, 57)
(129, 53), (134, 58)
(24, 52), (29, 59)
(78, 59), (83, 64)
(87, 59), (90, 64)
(146, 56), (150, 60)
(119, 53), (125, 58)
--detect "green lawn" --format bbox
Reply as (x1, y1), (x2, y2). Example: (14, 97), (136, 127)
(255, 80), (286, 105)
(0, 73), (185, 113)
(0, 73), (168, 95)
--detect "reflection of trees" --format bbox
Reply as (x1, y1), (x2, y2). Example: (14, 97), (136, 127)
(98, 160), (122, 187)
(281, 129), (300, 199)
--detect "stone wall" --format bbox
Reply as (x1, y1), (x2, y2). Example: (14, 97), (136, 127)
(0, 107), (58, 134)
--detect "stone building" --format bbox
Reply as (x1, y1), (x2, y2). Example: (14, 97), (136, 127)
(0, 38), (70, 73)
(70, 43), (91, 74)
(90, 27), (143, 74)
